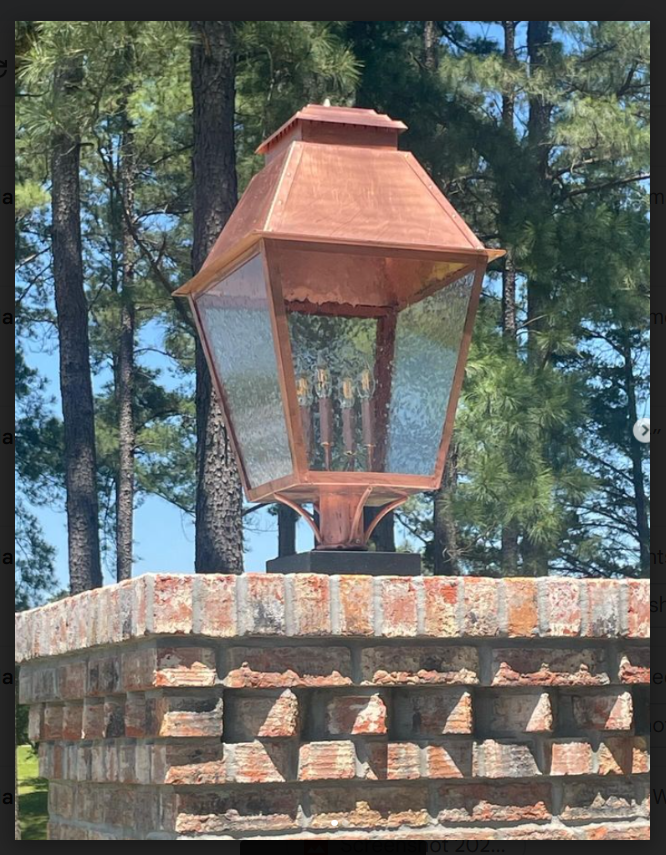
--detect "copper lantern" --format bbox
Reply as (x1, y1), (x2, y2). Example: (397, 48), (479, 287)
(174, 104), (503, 572)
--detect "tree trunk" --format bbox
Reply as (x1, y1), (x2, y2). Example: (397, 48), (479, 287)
(501, 21), (516, 132)
(190, 21), (243, 574)
(501, 251), (519, 573)
(116, 115), (136, 582)
(51, 60), (102, 595)
(522, 21), (553, 577)
(424, 21), (440, 71)
(500, 22), (520, 574)
(277, 505), (298, 557)
(621, 338), (650, 575)
(433, 444), (461, 575)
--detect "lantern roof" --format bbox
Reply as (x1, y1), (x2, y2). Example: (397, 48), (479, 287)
(175, 105), (503, 297)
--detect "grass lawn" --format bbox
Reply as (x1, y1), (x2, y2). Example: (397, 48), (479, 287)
(18, 745), (48, 841)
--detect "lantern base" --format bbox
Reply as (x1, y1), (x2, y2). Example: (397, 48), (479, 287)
(266, 550), (421, 576)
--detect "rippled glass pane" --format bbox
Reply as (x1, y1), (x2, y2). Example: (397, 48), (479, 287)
(288, 311), (378, 471)
(385, 272), (474, 475)
(196, 254), (292, 488)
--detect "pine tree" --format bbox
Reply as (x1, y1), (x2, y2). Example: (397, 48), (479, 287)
(190, 21), (244, 573)
(51, 56), (103, 593)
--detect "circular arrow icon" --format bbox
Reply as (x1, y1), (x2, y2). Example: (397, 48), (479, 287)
(633, 418), (651, 443)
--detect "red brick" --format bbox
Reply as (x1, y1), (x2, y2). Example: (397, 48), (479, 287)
(166, 759), (228, 786)
(65, 595), (89, 651)
(228, 690), (299, 739)
(299, 741), (356, 781)
(597, 737), (633, 775)
(152, 575), (194, 634)
(15, 611), (30, 664)
(18, 668), (32, 705)
(232, 741), (290, 783)
(363, 741), (421, 780)
(585, 580), (621, 637)
(87, 655), (121, 696)
(309, 786), (429, 829)
(561, 781), (648, 820)
(84, 589), (101, 649)
(380, 577), (418, 636)
(338, 576), (374, 636)
(491, 647), (609, 686)
(76, 744), (92, 781)
(632, 736), (650, 773)
(28, 704), (44, 741)
(542, 578), (582, 636)
(386, 742), (421, 779)
(82, 699), (105, 739)
(197, 575), (237, 637)
(488, 692), (553, 733)
(572, 691), (633, 730)
(437, 783), (552, 823)
(159, 695), (223, 738)
(474, 741), (540, 778)
(581, 823), (650, 840)
(423, 578), (458, 636)
(49, 782), (75, 819)
(226, 646), (351, 688)
(549, 740), (594, 775)
(462, 578), (500, 636)
(29, 608), (48, 660)
(57, 661), (87, 701)
(618, 648), (650, 683)
(627, 580), (650, 638)
(38, 743), (52, 778)
(104, 698), (126, 738)
(504, 579), (538, 637)
(62, 703), (83, 740)
(503, 826), (577, 841)
(123, 646), (217, 690)
(243, 574), (286, 635)
(90, 744), (105, 782)
(360, 645), (478, 685)
(130, 574), (150, 639)
(324, 693), (387, 735)
(396, 689), (472, 737)
(425, 741), (473, 778)
(124, 693), (147, 737)
(119, 743), (136, 783)
(99, 586), (123, 645)
(292, 574), (331, 635)
(175, 789), (300, 834)
(151, 741), (224, 784)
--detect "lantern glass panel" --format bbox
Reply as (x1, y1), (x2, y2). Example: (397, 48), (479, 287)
(386, 270), (474, 475)
(195, 254), (292, 488)
(278, 240), (475, 477)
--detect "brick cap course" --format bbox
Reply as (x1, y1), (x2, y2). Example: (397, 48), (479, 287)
(15, 574), (650, 664)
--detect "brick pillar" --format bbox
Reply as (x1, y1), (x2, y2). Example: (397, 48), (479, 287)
(16, 574), (650, 841)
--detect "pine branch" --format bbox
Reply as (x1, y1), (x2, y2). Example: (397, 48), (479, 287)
(242, 503), (269, 518)
(564, 172), (649, 200)
(94, 135), (195, 332)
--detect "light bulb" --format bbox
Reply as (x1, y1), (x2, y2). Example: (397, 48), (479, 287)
(296, 374), (313, 407)
(314, 364), (332, 398)
(358, 366), (375, 399)
(339, 376), (356, 409)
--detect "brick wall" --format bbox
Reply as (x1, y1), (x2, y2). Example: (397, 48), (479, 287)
(16, 574), (650, 841)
